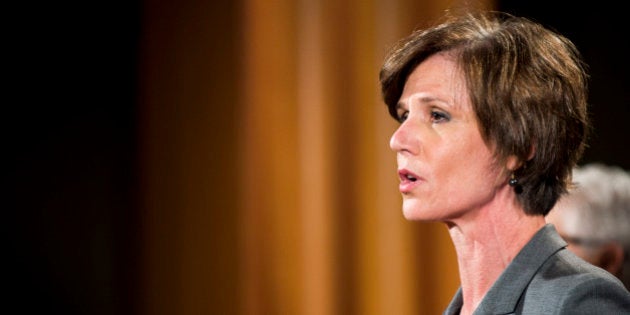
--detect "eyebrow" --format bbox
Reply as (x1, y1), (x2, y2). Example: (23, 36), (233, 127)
(396, 96), (445, 110)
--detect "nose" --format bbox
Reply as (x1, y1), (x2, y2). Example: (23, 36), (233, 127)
(390, 122), (414, 153)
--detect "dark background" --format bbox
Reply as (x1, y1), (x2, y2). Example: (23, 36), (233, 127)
(8, 1), (629, 314)
(9, 2), (141, 314)
(498, 1), (630, 168)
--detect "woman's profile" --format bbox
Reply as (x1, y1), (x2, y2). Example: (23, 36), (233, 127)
(379, 10), (630, 314)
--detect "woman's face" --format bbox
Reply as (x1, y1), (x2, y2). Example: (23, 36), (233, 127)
(390, 53), (505, 221)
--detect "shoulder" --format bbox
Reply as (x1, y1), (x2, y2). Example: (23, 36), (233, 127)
(536, 249), (622, 286)
(522, 249), (630, 313)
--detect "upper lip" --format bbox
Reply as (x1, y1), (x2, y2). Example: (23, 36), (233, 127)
(398, 168), (419, 182)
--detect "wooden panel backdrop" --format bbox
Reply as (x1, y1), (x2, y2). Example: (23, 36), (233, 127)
(137, 0), (493, 314)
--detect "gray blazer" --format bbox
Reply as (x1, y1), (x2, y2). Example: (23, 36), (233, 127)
(444, 224), (630, 314)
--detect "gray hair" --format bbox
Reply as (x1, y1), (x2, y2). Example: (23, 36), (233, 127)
(555, 163), (630, 289)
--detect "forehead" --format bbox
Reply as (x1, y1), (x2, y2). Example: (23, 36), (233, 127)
(399, 53), (468, 108)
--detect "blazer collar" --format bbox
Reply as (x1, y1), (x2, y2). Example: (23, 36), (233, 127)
(444, 224), (568, 315)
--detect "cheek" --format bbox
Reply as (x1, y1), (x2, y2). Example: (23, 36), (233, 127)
(440, 141), (501, 200)
(450, 139), (497, 179)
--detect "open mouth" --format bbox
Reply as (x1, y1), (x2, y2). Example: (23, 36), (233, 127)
(399, 170), (418, 182)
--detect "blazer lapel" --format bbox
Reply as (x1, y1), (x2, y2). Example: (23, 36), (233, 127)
(473, 224), (567, 314)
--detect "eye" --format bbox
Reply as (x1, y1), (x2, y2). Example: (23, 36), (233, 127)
(396, 110), (409, 123)
(430, 110), (450, 123)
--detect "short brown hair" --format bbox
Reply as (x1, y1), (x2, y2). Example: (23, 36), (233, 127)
(379, 11), (590, 215)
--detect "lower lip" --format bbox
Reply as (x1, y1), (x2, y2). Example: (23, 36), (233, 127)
(399, 180), (417, 193)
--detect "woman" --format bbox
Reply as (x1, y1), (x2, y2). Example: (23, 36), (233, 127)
(379, 10), (630, 314)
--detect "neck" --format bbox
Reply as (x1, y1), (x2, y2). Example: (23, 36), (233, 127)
(446, 191), (546, 315)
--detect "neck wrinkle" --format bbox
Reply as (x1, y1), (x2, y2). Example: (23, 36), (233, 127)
(447, 188), (545, 315)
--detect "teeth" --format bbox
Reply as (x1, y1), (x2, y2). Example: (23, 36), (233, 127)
(406, 174), (416, 181)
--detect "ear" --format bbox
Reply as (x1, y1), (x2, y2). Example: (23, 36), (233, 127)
(594, 242), (624, 277)
(506, 155), (520, 171)
(506, 145), (536, 171)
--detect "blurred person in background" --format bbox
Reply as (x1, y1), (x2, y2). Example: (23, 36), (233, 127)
(547, 163), (630, 291)
(379, 9), (630, 314)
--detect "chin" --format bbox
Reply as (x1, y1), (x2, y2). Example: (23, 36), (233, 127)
(402, 204), (424, 221)
(402, 200), (441, 221)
